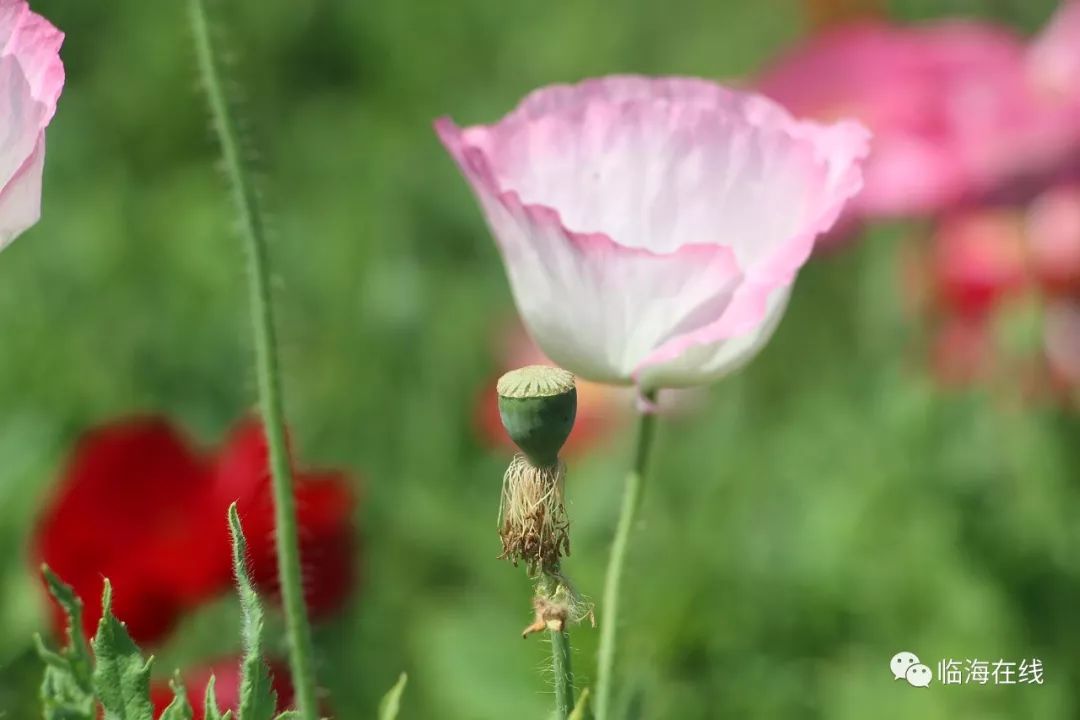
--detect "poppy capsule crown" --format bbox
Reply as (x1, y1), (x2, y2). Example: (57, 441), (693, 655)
(496, 365), (577, 468)
(496, 366), (578, 573)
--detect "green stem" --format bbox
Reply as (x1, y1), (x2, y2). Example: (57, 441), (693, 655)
(187, 2), (318, 719)
(539, 569), (575, 718)
(594, 395), (658, 720)
(551, 628), (574, 719)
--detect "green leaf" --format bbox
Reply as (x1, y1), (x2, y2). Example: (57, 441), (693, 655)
(36, 566), (95, 720)
(272, 714), (301, 720)
(568, 688), (591, 720)
(203, 675), (233, 720)
(377, 672), (408, 720)
(90, 580), (154, 720)
(159, 673), (194, 720)
(228, 504), (278, 720)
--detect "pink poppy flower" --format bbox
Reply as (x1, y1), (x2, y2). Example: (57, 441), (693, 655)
(0, 0), (63, 250)
(759, 15), (1080, 220)
(436, 76), (868, 390)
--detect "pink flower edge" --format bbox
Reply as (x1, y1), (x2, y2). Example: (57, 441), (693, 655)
(436, 76), (868, 387)
(628, 115), (869, 380)
(0, 0), (64, 121)
(437, 114), (742, 268)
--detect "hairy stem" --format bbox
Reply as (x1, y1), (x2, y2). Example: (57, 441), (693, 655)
(536, 569), (576, 718)
(188, 2), (318, 718)
(551, 627), (574, 719)
(594, 395), (658, 720)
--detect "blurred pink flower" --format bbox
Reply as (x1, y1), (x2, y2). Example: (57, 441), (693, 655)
(0, 0), (63, 251)
(1027, 184), (1080, 295)
(759, 10), (1080, 221)
(436, 76), (868, 390)
(1028, 1), (1080, 103)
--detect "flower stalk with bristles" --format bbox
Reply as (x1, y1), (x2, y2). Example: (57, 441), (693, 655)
(496, 365), (592, 719)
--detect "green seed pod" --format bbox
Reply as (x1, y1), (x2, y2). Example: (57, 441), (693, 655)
(497, 365), (577, 467)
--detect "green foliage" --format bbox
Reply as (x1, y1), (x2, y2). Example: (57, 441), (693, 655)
(35, 567), (95, 720)
(90, 581), (154, 720)
(204, 676), (233, 720)
(227, 504), (279, 720)
(37, 537), (300, 720)
(567, 688), (590, 720)
(377, 673), (407, 720)
(159, 674), (194, 720)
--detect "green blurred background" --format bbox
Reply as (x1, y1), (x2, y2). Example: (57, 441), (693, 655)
(0, 0), (1075, 717)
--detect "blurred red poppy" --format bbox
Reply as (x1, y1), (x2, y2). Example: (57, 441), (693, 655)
(214, 420), (356, 616)
(150, 656), (294, 720)
(903, 181), (1080, 400)
(932, 209), (1030, 319)
(34, 416), (357, 645)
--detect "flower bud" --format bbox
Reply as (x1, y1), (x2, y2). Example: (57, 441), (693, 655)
(497, 365), (577, 468)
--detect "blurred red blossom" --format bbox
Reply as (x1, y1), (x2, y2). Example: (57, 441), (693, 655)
(933, 209), (1029, 318)
(34, 416), (357, 645)
(759, 4), (1080, 225)
(915, 184), (1080, 398)
(216, 420), (356, 616)
(149, 656), (294, 720)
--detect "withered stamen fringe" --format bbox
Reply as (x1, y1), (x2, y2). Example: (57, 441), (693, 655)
(497, 453), (570, 573)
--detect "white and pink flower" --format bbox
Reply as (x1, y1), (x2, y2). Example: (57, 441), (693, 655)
(0, 0), (62, 251)
(436, 76), (868, 390)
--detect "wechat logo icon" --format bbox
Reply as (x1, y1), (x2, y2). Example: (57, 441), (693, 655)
(891, 651), (932, 688)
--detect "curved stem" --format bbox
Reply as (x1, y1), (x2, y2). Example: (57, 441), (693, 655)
(594, 396), (658, 720)
(551, 628), (574, 719)
(188, 2), (318, 718)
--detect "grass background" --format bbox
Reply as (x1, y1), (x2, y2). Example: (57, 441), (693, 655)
(0, 0), (1075, 717)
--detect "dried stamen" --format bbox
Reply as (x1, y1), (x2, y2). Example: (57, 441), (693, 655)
(497, 454), (570, 573)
